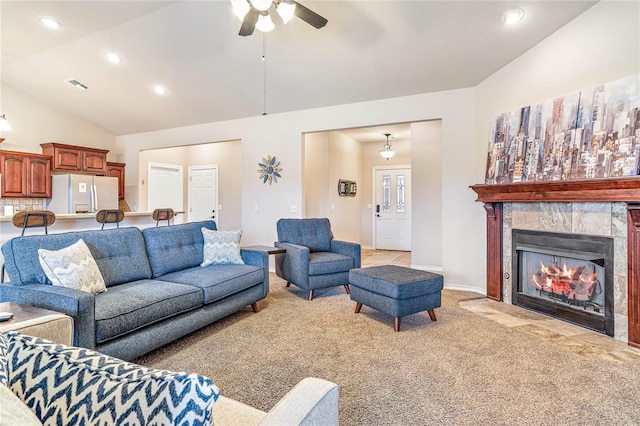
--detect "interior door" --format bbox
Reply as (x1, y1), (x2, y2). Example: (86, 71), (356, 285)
(148, 163), (183, 214)
(374, 167), (411, 250)
(188, 165), (218, 224)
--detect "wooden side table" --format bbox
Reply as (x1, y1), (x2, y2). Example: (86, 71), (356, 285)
(241, 245), (286, 255)
(0, 302), (73, 345)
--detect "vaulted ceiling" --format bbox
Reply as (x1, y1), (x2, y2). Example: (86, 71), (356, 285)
(1, 1), (597, 136)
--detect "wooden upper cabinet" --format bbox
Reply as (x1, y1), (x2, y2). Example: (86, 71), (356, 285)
(41, 143), (108, 174)
(1, 150), (52, 198)
(106, 162), (126, 200)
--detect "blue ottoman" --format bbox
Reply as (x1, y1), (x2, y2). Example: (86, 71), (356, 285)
(349, 265), (443, 331)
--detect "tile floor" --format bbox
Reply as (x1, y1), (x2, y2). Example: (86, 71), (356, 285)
(363, 249), (640, 364)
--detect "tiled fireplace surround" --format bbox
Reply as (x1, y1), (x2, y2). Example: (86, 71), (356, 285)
(471, 177), (640, 349)
(502, 202), (627, 341)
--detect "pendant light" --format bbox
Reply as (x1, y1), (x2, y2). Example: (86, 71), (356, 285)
(380, 133), (395, 160)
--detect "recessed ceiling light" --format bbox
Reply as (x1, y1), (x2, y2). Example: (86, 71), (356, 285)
(106, 53), (122, 64)
(39, 17), (61, 29)
(153, 85), (167, 95)
(502, 8), (524, 25)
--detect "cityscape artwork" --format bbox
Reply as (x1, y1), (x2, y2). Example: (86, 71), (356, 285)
(485, 74), (640, 184)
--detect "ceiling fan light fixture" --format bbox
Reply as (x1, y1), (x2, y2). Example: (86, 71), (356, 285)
(252, 0), (273, 12)
(231, 0), (250, 20)
(379, 133), (395, 160)
(256, 12), (275, 32)
(277, 1), (296, 24)
(0, 114), (12, 132)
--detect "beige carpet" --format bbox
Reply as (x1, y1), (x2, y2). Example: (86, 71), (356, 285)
(135, 275), (640, 424)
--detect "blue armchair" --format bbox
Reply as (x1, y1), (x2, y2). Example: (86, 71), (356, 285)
(275, 218), (361, 300)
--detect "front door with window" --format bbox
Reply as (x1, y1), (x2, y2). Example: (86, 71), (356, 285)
(374, 167), (411, 250)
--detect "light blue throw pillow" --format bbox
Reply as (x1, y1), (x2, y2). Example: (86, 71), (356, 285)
(201, 228), (245, 266)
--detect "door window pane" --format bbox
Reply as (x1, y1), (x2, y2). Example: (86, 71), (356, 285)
(396, 175), (405, 212)
(382, 175), (391, 212)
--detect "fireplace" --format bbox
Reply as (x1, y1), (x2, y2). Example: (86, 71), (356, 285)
(512, 229), (614, 336)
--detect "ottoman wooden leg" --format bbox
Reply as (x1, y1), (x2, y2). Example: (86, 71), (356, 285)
(285, 281), (291, 287)
(394, 317), (401, 332)
(308, 290), (315, 301)
(354, 302), (362, 313)
(428, 309), (437, 321)
(251, 303), (260, 313)
(344, 284), (350, 294)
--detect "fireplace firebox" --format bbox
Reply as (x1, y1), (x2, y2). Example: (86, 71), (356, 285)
(512, 229), (614, 336)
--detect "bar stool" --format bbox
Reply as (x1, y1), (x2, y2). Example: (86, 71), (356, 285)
(152, 208), (174, 226)
(2, 210), (56, 283)
(96, 209), (125, 230)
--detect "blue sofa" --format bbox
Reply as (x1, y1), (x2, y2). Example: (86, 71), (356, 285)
(0, 220), (269, 361)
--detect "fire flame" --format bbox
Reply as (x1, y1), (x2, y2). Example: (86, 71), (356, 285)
(531, 260), (599, 302)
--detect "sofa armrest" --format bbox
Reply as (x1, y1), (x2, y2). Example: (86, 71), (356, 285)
(331, 240), (361, 268)
(240, 249), (270, 298)
(274, 242), (310, 287)
(259, 377), (339, 426)
(0, 283), (96, 349)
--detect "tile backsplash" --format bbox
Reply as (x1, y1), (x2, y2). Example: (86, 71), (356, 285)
(0, 198), (45, 215)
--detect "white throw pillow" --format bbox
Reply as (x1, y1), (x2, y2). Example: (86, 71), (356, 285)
(38, 239), (107, 294)
(201, 228), (245, 266)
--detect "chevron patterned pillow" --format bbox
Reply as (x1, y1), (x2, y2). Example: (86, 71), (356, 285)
(201, 228), (245, 266)
(0, 332), (7, 386)
(38, 239), (107, 294)
(4, 332), (219, 425)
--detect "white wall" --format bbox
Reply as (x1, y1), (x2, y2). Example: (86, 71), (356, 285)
(327, 132), (362, 243)
(304, 132), (330, 218)
(0, 84), (116, 156)
(117, 89), (481, 290)
(411, 120), (442, 270)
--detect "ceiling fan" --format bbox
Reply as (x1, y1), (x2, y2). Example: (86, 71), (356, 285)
(231, 0), (328, 36)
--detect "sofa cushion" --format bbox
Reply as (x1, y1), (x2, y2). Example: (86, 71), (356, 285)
(5, 333), (218, 425)
(38, 239), (107, 294)
(0, 384), (41, 426)
(160, 264), (264, 304)
(1, 227), (152, 287)
(309, 252), (354, 276)
(143, 220), (217, 278)
(201, 228), (244, 266)
(277, 218), (333, 252)
(95, 279), (203, 343)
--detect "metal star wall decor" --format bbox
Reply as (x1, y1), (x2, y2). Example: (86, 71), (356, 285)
(257, 155), (282, 185)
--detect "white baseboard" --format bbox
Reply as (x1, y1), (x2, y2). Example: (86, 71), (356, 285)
(444, 283), (486, 295)
(409, 264), (443, 273)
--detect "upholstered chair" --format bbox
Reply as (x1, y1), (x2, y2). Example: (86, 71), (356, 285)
(275, 218), (361, 300)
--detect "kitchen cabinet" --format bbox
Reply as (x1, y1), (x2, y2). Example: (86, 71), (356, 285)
(106, 162), (126, 200)
(41, 143), (108, 174)
(1, 150), (52, 198)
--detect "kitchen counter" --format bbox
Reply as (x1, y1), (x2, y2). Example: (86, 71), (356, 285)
(0, 211), (163, 223)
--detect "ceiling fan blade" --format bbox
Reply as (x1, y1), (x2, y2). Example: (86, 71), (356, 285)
(239, 8), (259, 36)
(293, 1), (327, 29)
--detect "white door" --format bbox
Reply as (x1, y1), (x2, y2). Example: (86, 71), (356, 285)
(188, 165), (218, 224)
(374, 166), (411, 250)
(148, 163), (183, 214)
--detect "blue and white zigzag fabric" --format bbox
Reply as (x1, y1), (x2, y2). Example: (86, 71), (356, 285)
(0, 332), (8, 385)
(4, 332), (219, 425)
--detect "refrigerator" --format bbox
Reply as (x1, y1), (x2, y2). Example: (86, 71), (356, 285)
(46, 174), (119, 214)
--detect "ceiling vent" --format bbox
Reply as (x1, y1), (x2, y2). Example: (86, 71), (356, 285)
(64, 79), (88, 91)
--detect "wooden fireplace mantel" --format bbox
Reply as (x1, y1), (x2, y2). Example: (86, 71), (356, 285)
(471, 176), (640, 203)
(470, 177), (640, 348)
